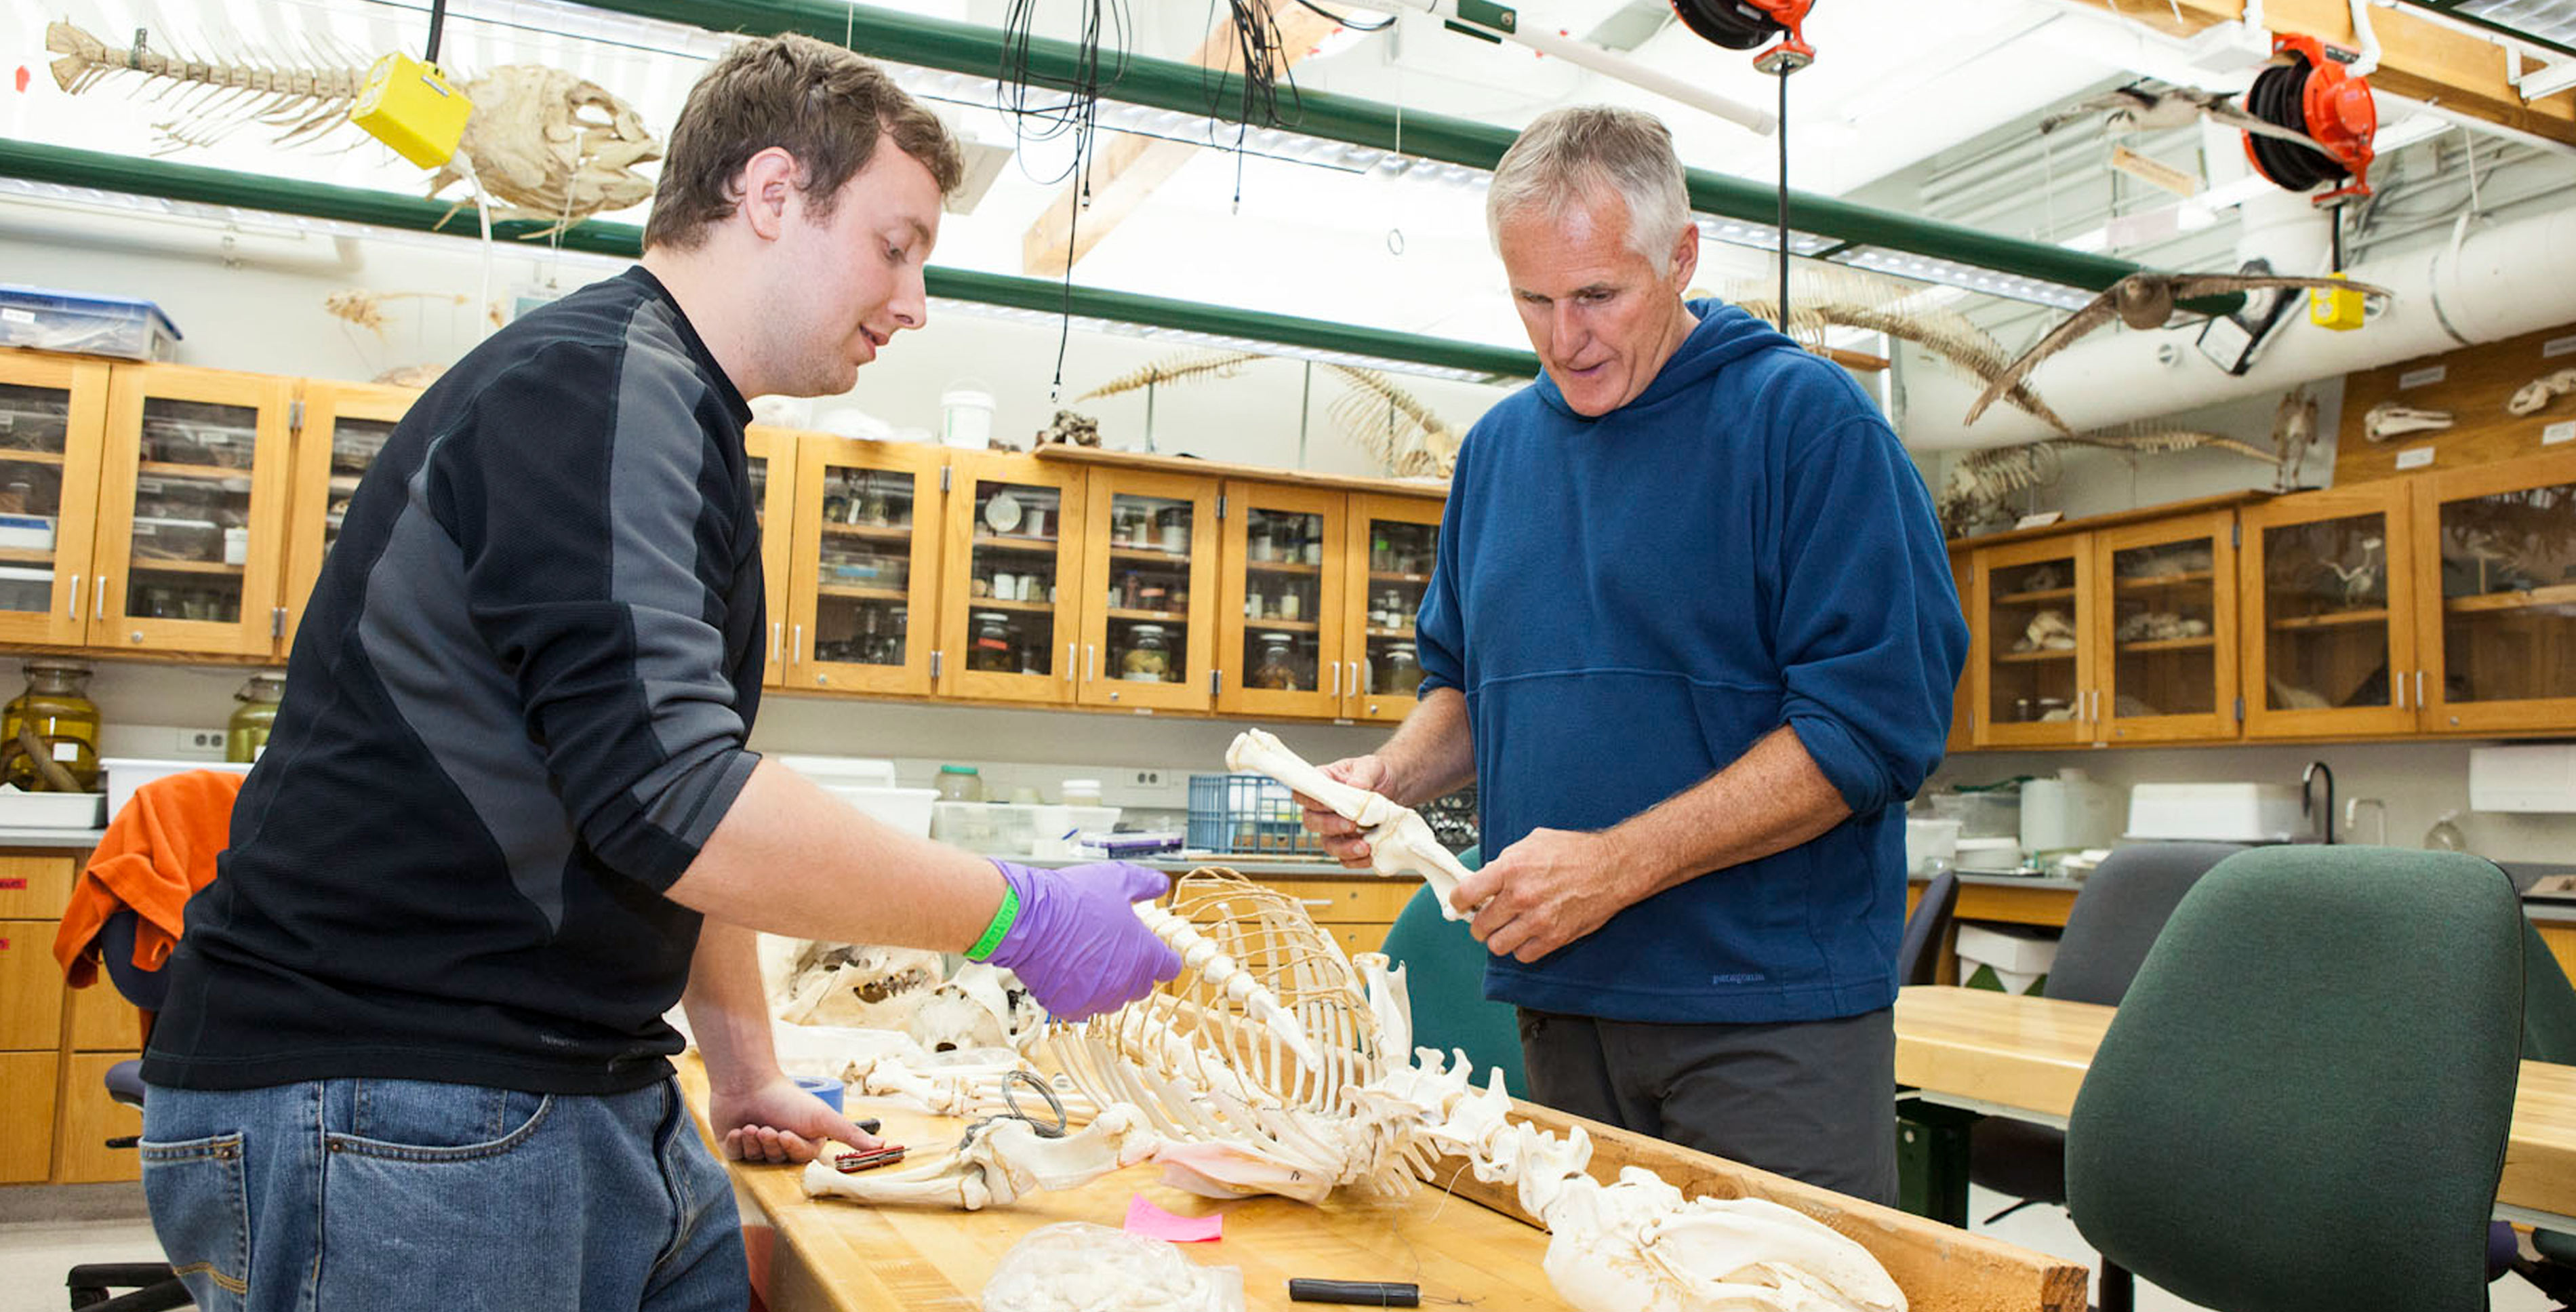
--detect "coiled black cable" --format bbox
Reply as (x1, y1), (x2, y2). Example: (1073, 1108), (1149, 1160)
(2244, 50), (2349, 193)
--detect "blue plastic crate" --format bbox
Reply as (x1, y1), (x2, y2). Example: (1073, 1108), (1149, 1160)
(0, 284), (182, 361)
(1186, 772), (1321, 856)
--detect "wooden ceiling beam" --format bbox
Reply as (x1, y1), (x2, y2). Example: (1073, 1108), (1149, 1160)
(1021, 3), (1345, 277)
(2060, 0), (2576, 146)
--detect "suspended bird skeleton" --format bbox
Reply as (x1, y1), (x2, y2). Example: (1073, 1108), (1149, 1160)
(44, 20), (661, 234)
(1078, 353), (1462, 479)
(2040, 80), (2329, 152)
(1719, 268), (2073, 433)
(803, 865), (1910, 1311)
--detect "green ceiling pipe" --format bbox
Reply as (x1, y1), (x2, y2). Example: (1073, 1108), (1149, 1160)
(577, 0), (2228, 309)
(0, 139), (1544, 380)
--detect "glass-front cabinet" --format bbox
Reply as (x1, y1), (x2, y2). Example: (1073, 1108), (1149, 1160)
(1217, 482), (1348, 718)
(1946, 553), (1975, 752)
(1971, 535), (2098, 747)
(743, 426), (799, 687)
(2412, 450), (2576, 733)
(0, 354), (108, 646)
(937, 452), (1083, 704)
(2092, 511), (2238, 743)
(91, 364), (293, 655)
(2239, 484), (2418, 738)
(1075, 469), (1217, 711)
(282, 380), (417, 650)
(790, 437), (942, 696)
(1341, 494), (1441, 723)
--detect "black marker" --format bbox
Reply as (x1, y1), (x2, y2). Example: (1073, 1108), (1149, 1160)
(1287, 1278), (1420, 1307)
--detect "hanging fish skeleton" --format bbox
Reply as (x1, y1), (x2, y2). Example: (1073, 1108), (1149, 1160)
(44, 20), (660, 233)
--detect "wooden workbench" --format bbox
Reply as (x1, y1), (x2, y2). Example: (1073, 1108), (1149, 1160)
(1893, 985), (2576, 1231)
(677, 1054), (2089, 1311)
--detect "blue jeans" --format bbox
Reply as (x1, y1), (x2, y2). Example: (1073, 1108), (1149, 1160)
(140, 1076), (745, 1311)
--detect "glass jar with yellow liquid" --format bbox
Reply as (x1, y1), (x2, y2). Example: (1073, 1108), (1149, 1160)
(227, 673), (285, 763)
(2, 659), (102, 791)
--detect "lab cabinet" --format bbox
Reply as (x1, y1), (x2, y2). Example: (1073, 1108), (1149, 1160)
(281, 380), (419, 650)
(1970, 534), (2101, 747)
(744, 425), (797, 687)
(1075, 467), (1220, 712)
(0, 353), (109, 647)
(935, 450), (1086, 705)
(1216, 481), (1349, 719)
(91, 363), (295, 656)
(788, 435), (946, 697)
(2411, 448), (2576, 734)
(1339, 494), (1442, 723)
(1945, 554), (1975, 753)
(2091, 509), (2239, 744)
(2238, 483), (2420, 739)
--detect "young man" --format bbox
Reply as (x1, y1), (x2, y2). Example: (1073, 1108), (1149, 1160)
(1302, 106), (1965, 1204)
(138, 35), (1179, 1311)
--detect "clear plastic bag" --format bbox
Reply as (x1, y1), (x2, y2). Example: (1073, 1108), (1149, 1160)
(981, 1222), (1243, 1312)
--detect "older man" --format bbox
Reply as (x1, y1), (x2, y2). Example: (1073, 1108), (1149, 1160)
(1304, 106), (1965, 1202)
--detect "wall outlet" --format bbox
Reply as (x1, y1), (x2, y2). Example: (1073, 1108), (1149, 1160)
(1132, 770), (1163, 787)
(183, 730), (225, 753)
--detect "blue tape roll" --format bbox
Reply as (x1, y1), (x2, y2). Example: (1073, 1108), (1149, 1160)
(792, 1074), (845, 1115)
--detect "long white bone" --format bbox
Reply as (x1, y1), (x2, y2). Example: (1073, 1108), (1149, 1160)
(1226, 729), (1477, 922)
(801, 1105), (1156, 1211)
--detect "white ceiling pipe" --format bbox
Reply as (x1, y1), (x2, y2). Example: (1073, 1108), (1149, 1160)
(1899, 199), (2576, 448)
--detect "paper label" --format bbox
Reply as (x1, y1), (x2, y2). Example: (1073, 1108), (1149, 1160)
(2545, 334), (2576, 359)
(50, 740), (78, 761)
(2545, 421), (2576, 447)
(2399, 365), (2447, 390)
(2110, 146), (2201, 198)
(0, 878), (24, 890)
(0, 309), (33, 325)
(0, 938), (10, 950)
(2396, 446), (2436, 470)
(2014, 511), (2065, 530)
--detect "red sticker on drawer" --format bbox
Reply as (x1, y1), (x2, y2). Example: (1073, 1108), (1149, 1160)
(0, 878), (24, 890)
(0, 938), (10, 950)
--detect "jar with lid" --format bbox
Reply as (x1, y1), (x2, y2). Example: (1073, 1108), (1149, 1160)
(1382, 643), (1423, 698)
(1061, 778), (1104, 806)
(226, 673), (285, 763)
(967, 611), (1017, 672)
(1251, 632), (1299, 691)
(1121, 624), (1173, 682)
(935, 765), (985, 803)
(1, 659), (100, 791)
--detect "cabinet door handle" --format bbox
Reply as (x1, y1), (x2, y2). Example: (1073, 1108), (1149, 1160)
(96, 574), (108, 619)
(1084, 644), (1095, 683)
(2416, 670), (2426, 709)
(790, 623), (802, 666)
(1329, 661), (1340, 696)
(1064, 643), (1076, 683)
(66, 573), (79, 620)
(1352, 660), (1366, 698)
(2395, 670), (2407, 709)
(769, 621), (781, 663)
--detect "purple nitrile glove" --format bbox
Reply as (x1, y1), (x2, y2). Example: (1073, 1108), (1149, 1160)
(982, 860), (1182, 1020)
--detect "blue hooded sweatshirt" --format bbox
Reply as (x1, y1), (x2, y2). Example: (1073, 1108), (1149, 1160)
(1416, 298), (1967, 1025)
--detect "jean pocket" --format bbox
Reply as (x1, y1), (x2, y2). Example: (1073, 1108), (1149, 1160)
(328, 1080), (552, 1162)
(140, 1132), (250, 1311)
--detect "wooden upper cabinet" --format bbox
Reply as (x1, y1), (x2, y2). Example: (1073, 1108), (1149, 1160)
(742, 426), (799, 688)
(2092, 509), (2239, 744)
(1946, 553), (1975, 753)
(936, 452), (1085, 704)
(1971, 534), (2099, 747)
(1343, 494), (1441, 723)
(90, 363), (294, 656)
(1217, 481), (1349, 719)
(786, 435), (944, 697)
(2239, 482), (2419, 738)
(1075, 467), (1219, 712)
(0, 353), (110, 646)
(2411, 448), (2576, 735)
(282, 380), (419, 650)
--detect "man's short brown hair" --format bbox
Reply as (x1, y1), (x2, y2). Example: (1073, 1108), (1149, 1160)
(643, 33), (965, 252)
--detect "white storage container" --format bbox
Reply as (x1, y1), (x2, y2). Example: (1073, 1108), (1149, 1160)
(0, 284), (182, 361)
(0, 514), (56, 551)
(102, 757), (254, 825)
(2471, 744), (2576, 814)
(1956, 923), (2059, 995)
(2021, 769), (2122, 856)
(825, 784), (937, 837)
(0, 564), (53, 612)
(1905, 817), (1960, 874)
(0, 785), (104, 828)
(932, 801), (1121, 857)
(2127, 782), (2306, 843)
(777, 755), (900, 789)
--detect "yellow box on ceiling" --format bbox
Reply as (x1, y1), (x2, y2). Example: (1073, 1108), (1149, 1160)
(350, 52), (474, 170)
(2309, 273), (2367, 332)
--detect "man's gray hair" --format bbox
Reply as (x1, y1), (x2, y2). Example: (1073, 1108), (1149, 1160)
(1485, 106), (1692, 275)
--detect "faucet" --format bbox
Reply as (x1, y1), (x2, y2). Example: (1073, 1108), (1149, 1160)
(2302, 761), (2335, 845)
(2346, 797), (2386, 846)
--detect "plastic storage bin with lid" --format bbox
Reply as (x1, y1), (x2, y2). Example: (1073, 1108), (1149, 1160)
(776, 755), (937, 837)
(0, 285), (182, 361)
(1956, 923), (2058, 995)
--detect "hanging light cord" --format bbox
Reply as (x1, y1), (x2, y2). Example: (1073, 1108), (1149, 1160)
(1775, 68), (1790, 326)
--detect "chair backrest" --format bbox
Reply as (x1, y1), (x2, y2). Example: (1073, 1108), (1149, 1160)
(2044, 841), (2247, 1006)
(1377, 847), (1528, 1099)
(1897, 869), (1959, 987)
(2521, 917), (2576, 1065)
(2065, 847), (2523, 1312)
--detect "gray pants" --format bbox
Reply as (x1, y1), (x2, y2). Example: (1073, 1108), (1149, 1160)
(1517, 1006), (1897, 1205)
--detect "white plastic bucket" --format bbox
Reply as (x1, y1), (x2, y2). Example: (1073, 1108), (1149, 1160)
(940, 386), (995, 450)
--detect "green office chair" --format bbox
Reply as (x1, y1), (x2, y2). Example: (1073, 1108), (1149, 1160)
(2511, 917), (2576, 1303)
(1377, 846), (1528, 1099)
(2064, 847), (2524, 1312)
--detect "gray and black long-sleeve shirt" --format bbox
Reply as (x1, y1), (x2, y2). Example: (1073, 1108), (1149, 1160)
(143, 267), (765, 1095)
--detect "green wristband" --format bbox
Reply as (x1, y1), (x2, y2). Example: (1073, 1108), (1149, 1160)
(965, 883), (1021, 962)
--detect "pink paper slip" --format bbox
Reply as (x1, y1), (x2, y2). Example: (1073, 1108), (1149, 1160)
(1123, 1193), (1223, 1242)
